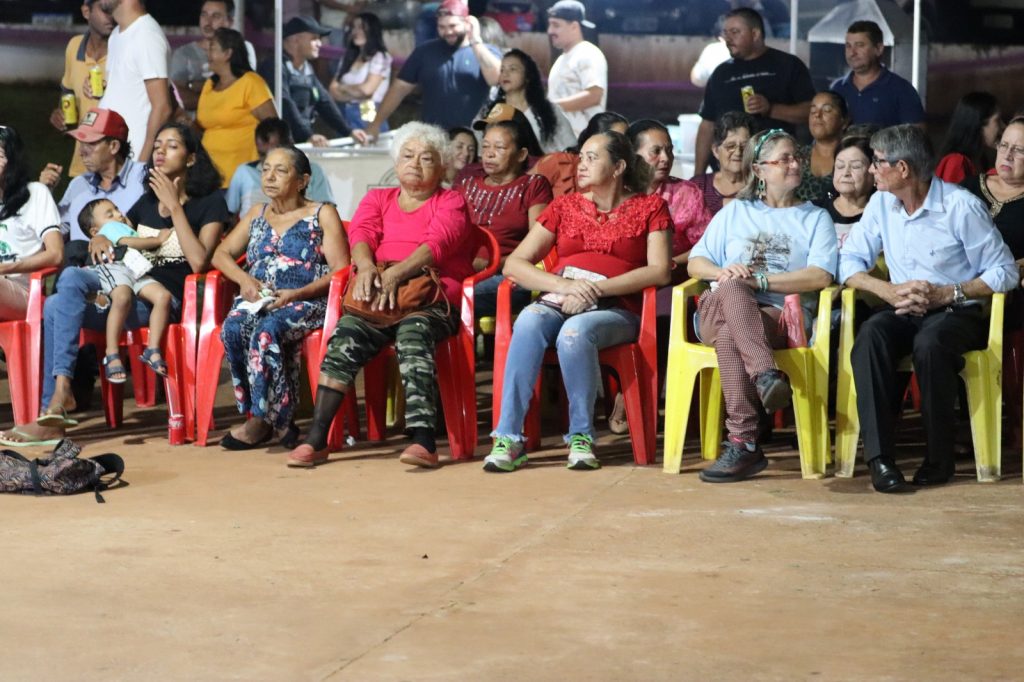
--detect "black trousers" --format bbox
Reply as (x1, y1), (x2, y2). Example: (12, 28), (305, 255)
(851, 306), (988, 468)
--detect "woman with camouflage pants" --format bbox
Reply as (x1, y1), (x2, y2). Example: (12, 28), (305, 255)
(286, 122), (476, 469)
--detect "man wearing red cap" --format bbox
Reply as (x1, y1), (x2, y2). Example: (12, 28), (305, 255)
(39, 108), (146, 242)
(355, 0), (500, 140)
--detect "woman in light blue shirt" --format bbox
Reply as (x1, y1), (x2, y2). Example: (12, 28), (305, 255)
(687, 129), (838, 483)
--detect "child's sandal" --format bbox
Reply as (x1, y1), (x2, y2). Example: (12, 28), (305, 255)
(139, 347), (168, 377)
(103, 354), (127, 384)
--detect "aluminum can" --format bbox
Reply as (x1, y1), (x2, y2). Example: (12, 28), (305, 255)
(89, 64), (105, 98)
(61, 93), (78, 126)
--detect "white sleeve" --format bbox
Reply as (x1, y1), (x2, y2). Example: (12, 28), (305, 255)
(576, 44), (607, 91)
(26, 183), (62, 240)
(136, 21), (170, 80)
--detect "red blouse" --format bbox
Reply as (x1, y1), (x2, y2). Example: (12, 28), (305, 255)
(537, 192), (673, 313)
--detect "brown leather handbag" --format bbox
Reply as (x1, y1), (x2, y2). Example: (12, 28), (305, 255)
(341, 261), (449, 328)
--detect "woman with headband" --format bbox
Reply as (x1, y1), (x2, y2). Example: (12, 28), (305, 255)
(686, 128), (838, 483)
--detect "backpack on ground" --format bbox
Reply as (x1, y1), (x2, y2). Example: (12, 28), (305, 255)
(0, 439), (124, 503)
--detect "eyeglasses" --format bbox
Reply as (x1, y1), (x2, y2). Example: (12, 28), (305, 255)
(834, 161), (867, 172)
(996, 141), (1024, 159)
(871, 156), (897, 168)
(720, 142), (747, 154)
(758, 154), (803, 167)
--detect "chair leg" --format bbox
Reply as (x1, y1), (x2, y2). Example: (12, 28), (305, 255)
(699, 368), (723, 461)
(963, 367), (1001, 482)
(790, 360), (827, 479)
(193, 332), (225, 446)
(833, 357), (859, 478)
(662, 360), (699, 474)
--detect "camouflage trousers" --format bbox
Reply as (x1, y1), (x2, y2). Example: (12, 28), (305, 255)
(320, 308), (457, 431)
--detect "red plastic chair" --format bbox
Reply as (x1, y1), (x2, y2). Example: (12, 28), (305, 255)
(192, 266), (356, 446)
(318, 228), (501, 459)
(79, 273), (197, 438)
(0, 267), (58, 425)
(491, 279), (659, 466)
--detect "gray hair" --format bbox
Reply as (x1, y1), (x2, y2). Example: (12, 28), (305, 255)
(737, 129), (797, 201)
(389, 121), (452, 169)
(870, 124), (935, 179)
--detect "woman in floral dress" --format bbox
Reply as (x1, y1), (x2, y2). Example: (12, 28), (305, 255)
(213, 146), (350, 449)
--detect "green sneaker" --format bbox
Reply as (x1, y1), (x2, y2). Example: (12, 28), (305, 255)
(483, 436), (527, 472)
(566, 433), (600, 470)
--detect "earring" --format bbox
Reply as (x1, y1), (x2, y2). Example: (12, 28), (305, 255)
(756, 177), (766, 198)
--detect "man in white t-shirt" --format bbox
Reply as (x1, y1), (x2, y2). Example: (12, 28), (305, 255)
(96, 0), (171, 163)
(170, 0), (258, 116)
(545, 0), (607, 137)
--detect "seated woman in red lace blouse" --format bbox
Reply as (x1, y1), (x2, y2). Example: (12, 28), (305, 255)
(485, 131), (672, 473)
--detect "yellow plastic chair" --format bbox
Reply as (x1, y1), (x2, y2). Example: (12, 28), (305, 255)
(662, 278), (835, 479)
(834, 288), (1004, 482)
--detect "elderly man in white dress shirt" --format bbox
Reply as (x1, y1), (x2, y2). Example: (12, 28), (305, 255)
(839, 124), (1017, 493)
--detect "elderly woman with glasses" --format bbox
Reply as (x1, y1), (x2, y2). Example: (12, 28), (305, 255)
(962, 116), (1024, 262)
(687, 129), (838, 483)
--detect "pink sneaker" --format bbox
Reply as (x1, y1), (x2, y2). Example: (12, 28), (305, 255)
(286, 444), (329, 468)
(398, 444), (439, 468)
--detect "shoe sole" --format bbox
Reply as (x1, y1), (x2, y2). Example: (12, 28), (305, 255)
(759, 381), (792, 414)
(483, 453), (527, 473)
(567, 458), (600, 470)
(286, 457), (326, 468)
(399, 453), (440, 468)
(699, 456), (769, 483)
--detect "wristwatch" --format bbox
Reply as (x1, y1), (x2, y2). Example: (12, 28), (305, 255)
(952, 282), (967, 306)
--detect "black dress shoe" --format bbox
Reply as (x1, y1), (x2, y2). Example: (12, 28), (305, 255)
(868, 456), (907, 493)
(912, 462), (955, 486)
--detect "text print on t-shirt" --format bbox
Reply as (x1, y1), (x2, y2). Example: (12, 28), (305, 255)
(742, 231), (792, 272)
(722, 71), (775, 85)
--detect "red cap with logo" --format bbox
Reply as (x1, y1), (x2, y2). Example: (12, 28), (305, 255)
(67, 108), (129, 144)
(437, 0), (470, 17)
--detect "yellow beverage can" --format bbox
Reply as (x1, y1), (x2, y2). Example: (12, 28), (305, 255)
(740, 85), (755, 113)
(89, 64), (105, 98)
(61, 93), (78, 126)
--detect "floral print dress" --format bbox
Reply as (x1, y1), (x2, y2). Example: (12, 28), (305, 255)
(221, 204), (330, 431)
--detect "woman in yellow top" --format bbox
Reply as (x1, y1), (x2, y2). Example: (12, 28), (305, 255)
(197, 28), (277, 188)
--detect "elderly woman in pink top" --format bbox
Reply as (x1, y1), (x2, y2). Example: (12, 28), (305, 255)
(287, 122), (476, 469)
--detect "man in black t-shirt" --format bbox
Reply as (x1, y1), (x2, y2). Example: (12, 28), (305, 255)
(693, 8), (814, 174)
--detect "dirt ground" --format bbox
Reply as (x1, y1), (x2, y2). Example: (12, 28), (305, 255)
(1, 379), (1023, 682)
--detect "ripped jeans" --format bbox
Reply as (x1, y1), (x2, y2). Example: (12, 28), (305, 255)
(492, 303), (640, 441)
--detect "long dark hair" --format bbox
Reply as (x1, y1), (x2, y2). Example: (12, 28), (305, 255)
(0, 126), (31, 221)
(146, 122), (222, 199)
(338, 12), (388, 79)
(940, 91), (1000, 172)
(484, 49), (560, 147)
(211, 28), (252, 84)
(571, 111), (629, 153)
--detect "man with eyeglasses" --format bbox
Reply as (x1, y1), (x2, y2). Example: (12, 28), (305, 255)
(830, 20), (925, 129)
(838, 124), (1016, 493)
(693, 7), (814, 175)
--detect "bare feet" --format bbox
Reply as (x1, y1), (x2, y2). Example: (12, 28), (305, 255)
(0, 422), (65, 443)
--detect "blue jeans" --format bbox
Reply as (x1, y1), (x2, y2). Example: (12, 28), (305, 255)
(493, 303), (640, 441)
(474, 274), (531, 319)
(40, 267), (166, 408)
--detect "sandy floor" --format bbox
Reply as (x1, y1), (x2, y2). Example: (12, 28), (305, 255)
(1, 382), (1023, 682)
